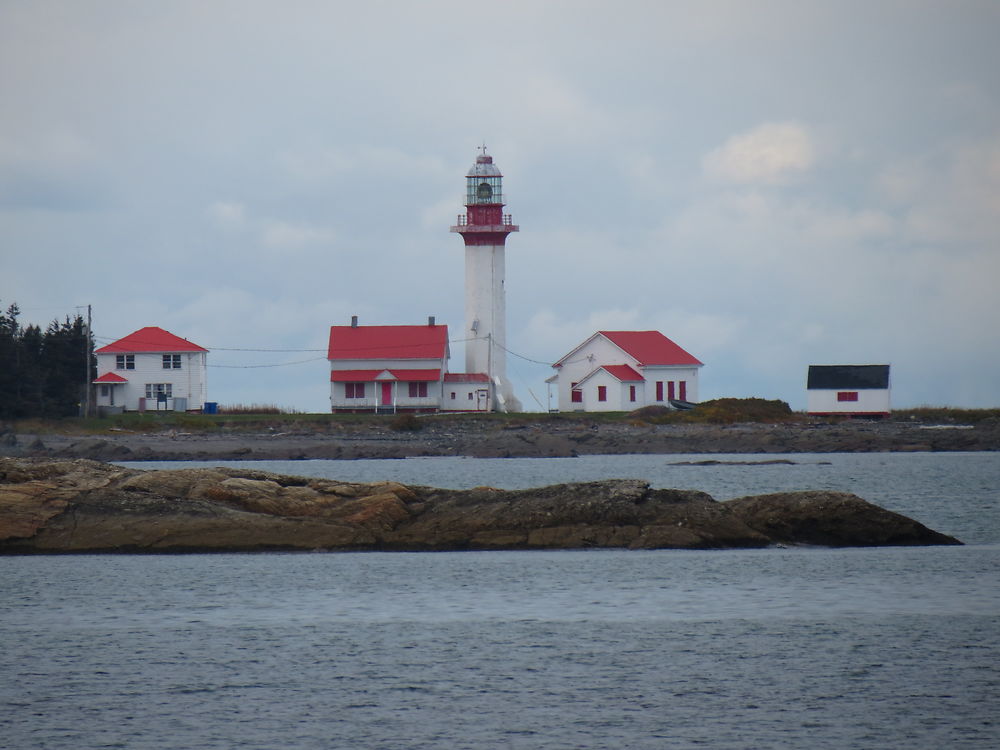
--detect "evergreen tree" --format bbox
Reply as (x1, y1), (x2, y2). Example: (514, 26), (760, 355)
(0, 301), (94, 418)
(0, 304), (20, 418)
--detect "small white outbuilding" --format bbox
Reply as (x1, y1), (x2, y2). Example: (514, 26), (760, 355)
(806, 364), (891, 417)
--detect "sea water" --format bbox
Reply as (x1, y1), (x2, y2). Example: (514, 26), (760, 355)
(2, 452), (998, 749)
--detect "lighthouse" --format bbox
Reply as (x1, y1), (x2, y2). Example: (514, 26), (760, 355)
(450, 148), (522, 412)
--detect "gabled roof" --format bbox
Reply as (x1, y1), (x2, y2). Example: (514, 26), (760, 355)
(576, 364), (644, 388)
(93, 372), (128, 384)
(599, 331), (702, 366)
(553, 330), (702, 368)
(601, 364), (644, 382)
(328, 325), (449, 361)
(95, 327), (207, 354)
(807, 365), (890, 390)
(330, 369), (441, 382)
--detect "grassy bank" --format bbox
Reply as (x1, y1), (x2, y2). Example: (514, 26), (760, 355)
(6, 399), (997, 436)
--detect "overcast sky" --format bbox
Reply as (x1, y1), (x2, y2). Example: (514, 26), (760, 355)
(2, 1), (998, 412)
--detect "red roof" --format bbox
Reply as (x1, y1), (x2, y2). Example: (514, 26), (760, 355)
(390, 369), (441, 382)
(601, 364), (644, 382)
(599, 331), (702, 366)
(93, 372), (128, 384)
(330, 369), (441, 382)
(96, 327), (207, 354)
(444, 372), (490, 383)
(327, 325), (448, 360)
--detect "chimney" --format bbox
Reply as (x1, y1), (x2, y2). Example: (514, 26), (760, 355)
(428, 315), (435, 326)
(351, 315), (358, 328)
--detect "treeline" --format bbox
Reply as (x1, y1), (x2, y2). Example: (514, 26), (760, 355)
(0, 302), (94, 419)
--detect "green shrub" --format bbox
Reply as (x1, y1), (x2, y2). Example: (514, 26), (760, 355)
(390, 413), (424, 431)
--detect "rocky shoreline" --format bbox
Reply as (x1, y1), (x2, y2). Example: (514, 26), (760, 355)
(2, 418), (998, 462)
(0, 457), (961, 554)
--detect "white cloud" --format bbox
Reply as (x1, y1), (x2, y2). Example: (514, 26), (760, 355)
(207, 201), (246, 229)
(276, 146), (447, 184)
(260, 220), (335, 249)
(703, 122), (816, 185)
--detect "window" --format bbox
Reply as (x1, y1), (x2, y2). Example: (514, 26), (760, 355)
(162, 354), (181, 369)
(100, 385), (109, 397)
(145, 383), (172, 399)
(655, 381), (663, 401)
(629, 385), (636, 402)
(667, 381), (676, 400)
(597, 385), (607, 402)
(837, 391), (859, 402)
(408, 382), (428, 398)
(679, 381), (687, 401)
(468, 392), (474, 400)
(450, 392), (456, 400)
(571, 382), (582, 403)
(116, 354), (134, 370)
(345, 383), (365, 399)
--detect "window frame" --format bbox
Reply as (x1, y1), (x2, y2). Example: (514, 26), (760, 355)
(145, 383), (173, 399)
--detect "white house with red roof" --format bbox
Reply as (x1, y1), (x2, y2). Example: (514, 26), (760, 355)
(328, 317), (491, 413)
(93, 327), (208, 412)
(547, 330), (703, 412)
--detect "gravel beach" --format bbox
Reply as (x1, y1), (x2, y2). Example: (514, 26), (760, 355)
(3, 417), (997, 462)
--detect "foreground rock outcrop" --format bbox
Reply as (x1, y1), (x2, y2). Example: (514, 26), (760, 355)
(0, 458), (961, 553)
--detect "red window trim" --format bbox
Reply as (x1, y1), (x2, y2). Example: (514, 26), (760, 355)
(345, 382), (366, 399)
(571, 382), (582, 403)
(629, 385), (636, 402)
(837, 391), (859, 402)
(597, 385), (607, 402)
(655, 381), (663, 401)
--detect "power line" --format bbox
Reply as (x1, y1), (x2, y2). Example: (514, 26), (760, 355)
(91, 331), (564, 370)
(210, 356), (328, 369)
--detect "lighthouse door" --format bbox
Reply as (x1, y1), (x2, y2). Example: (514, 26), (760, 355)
(475, 388), (490, 411)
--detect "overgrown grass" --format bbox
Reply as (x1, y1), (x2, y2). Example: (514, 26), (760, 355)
(890, 407), (1000, 424)
(7, 401), (997, 435)
(217, 404), (302, 415)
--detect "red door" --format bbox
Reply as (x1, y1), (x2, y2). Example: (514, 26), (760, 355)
(381, 382), (392, 406)
(679, 381), (687, 401)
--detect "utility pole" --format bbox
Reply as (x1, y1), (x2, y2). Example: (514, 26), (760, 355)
(83, 304), (92, 417)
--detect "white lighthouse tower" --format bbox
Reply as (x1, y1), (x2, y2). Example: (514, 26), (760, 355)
(450, 148), (522, 412)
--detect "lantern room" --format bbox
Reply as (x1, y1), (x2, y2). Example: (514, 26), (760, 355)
(465, 154), (504, 206)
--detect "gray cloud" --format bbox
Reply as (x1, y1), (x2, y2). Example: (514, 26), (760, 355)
(2, 0), (998, 411)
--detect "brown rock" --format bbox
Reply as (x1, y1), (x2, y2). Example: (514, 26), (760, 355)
(723, 490), (962, 547)
(0, 458), (962, 553)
